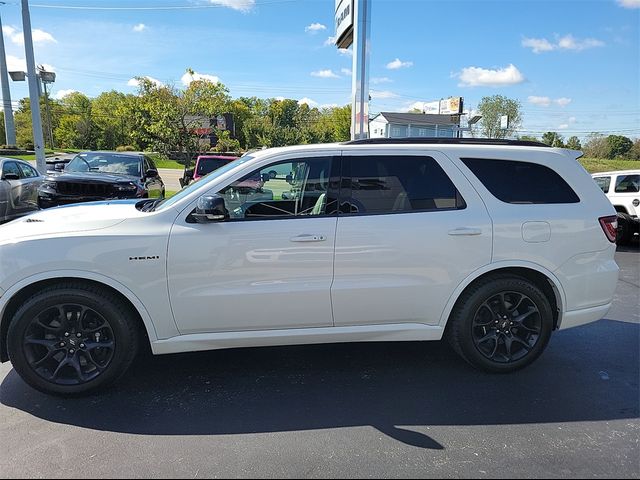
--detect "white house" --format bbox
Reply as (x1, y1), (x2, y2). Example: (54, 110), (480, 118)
(369, 112), (461, 139)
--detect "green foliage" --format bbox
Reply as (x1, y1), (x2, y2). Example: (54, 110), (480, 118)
(213, 129), (241, 153)
(627, 139), (640, 160)
(518, 135), (540, 142)
(542, 131), (565, 148)
(565, 136), (581, 150)
(475, 95), (522, 139)
(606, 135), (633, 158)
(116, 145), (137, 152)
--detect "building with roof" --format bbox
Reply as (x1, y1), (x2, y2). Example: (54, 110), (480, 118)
(369, 112), (462, 139)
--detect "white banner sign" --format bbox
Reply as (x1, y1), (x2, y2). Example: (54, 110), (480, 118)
(335, 0), (354, 48)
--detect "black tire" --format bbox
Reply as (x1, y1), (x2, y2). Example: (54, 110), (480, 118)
(7, 282), (139, 396)
(447, 274), (553, 373)
(616, 212), (633, 245)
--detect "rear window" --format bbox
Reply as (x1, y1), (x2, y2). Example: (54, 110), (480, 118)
(614, 174), (639, 193)
(593, 176), (611, 193)
(197, 158), (230, 177)
(461, 158), (580, 204)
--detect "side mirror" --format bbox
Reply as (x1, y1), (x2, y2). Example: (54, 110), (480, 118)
(261, 173), (270, 183)
(190, 194), (229, 223)
(145, 169), (159, 178)
(185, 168), (194, 179)
(54, 163), (65, 172)
(286, 174), (293, 184)
(2, 173), (19, 181)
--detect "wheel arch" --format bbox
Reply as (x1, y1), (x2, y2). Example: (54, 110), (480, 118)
(0, 271), (158, 363)
(439, 262), (565, 331)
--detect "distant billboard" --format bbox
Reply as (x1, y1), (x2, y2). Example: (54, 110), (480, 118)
(422, 101), (440, 114)
(439, 97), (463, 115)
(335, 0), (354, 49)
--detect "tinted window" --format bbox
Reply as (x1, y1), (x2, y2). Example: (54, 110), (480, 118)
(217, 157), (337, 219)
(197, 158), (230, 177)
(341, 156), (465, 215)
(18, 163), (38, 178)
(461, 158), (580, 204)
(2, 161), (21, 178)
(594, 176), (611, 193)
(614, 174), (639, 193)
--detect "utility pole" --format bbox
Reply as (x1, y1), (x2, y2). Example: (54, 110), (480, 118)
(350, 0), (371, 140)
(38, 65), (54, 149)
(0, 5), (16, 146)
(21, 0), (46, 172)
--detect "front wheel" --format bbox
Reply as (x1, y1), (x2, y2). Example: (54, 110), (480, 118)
(447, 275), (553, 373)
(7, 282), (139, 396)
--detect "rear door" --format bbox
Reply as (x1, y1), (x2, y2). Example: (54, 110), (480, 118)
(331, 150), (492, 327)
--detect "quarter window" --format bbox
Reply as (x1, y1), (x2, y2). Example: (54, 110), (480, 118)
(614, 174), (639, 193)
(593, 176), (611, 193)
(217, 157), (337, 219)
(340, 155), (465, 215)
(461, 158), (580, 204)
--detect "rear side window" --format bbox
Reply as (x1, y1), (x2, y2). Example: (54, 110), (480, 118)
(17, 163), (38, 178)
(614, 174), (639, 193)
(461, 158), (580, 204)
(341, 155), (465, 215)
(593, 176), (611, 193)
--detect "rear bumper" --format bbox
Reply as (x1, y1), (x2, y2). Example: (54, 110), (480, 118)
(559, 302), (612, 330)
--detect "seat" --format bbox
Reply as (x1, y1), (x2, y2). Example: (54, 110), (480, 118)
(311, 193), (326, 215)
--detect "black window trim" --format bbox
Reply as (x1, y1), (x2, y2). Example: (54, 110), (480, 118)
(337, 154), (467, 218)
(2, 161), (22, 179)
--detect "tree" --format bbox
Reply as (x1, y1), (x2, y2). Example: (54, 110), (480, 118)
(475, 95), (522, 139)
(606, 135), (633, 158)
(627, 139), (640, 160)
(518, 135), (540, 142)
(542, 131), (565, 148)
(55, 92), (95, 149)
(583, 133), (609, 158)
(91, 91), (133, 150)
(565, 136), (581, 150)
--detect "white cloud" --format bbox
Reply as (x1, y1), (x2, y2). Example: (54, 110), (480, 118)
(208, 0), (255, 12)
(341, 68), (352, 76)
(311, 69), (340, 79)
(324, 36), (336, 46)
(558, 124), (569, 129)
(337, 48), (352, 57)
(128, 76), (164, 88)
(274, 96), (286, 101)
(405, 101), (428, 112)
(53, 89), (79, 100)
(298, 97), (318, 107)
(3, 26), (57, 45)
(372, 77), (392, 84)
(386, 58), (413, 70)
(370, 90), (399, 99)
(133, 23), (147, 32)
(181, 71), (220, 86)
(305, 23), (327, 33)
(522, 37), (555, 53)
(522, 34), (604, 53)
(6, 55), (26, 72)
(568, 116), (577, 123)
(528, 95), (552, 106)
(617, 0), (640, 8)
(528, 96), (573, 107)
(456, 64), (525, 87)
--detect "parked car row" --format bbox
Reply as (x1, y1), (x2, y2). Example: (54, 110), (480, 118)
(1, 151), (165, 223)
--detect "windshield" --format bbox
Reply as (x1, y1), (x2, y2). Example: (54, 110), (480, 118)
(154, 155), (254, 211)
(66, 152), (141, 176)
(196, 158), (232, 177)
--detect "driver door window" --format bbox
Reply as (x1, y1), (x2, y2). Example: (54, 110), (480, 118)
(217, 157), (337, 220)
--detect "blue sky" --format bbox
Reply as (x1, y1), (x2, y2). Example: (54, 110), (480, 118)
(0, 0), (638, 139)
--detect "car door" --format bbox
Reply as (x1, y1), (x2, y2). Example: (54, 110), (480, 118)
(331, 150), (493, 327)
(16, 162), (42, 212)
(1, 161), (27, 218)
(167, 152), (340, 334)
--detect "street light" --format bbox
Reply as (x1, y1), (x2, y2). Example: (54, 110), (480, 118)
(10, 65), (56, 149)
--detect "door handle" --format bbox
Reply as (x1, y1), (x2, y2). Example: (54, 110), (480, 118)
(290, 234), (327, 242)
(448, 227), (483, 236)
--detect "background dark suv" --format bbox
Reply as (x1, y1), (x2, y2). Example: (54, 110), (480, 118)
(38, 151), (165, 208)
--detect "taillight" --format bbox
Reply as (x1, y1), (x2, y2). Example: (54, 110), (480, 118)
(599, 215), (618, 243)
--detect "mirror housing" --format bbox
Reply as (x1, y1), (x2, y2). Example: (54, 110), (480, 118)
(145, 168), (159, 178)
(2, 173), (19, 181)
(286, 174), (293, 184)
(191, 194), (229, 223)
(53, 163), (65, 172)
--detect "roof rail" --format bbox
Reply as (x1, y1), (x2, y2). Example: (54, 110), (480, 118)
(342, 137), (549, 148)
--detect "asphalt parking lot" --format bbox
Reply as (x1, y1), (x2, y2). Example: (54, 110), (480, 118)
(0, 246), (638, 479)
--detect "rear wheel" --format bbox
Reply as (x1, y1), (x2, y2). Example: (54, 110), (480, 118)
(7, 282), (139, 396)
(616, 212), (633, 245)
(447, 275), (553, 373)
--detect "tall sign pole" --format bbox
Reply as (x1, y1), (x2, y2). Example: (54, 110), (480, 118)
(335, 0), (371, 141)
(0, 8), (16, 146)
(21, 0), (46, 172)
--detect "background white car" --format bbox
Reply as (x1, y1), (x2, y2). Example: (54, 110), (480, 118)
(592, 170), (640, 244)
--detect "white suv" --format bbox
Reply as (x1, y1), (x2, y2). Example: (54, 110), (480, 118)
(0, 139), (619, 396)
(592, 170), (640, 244)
